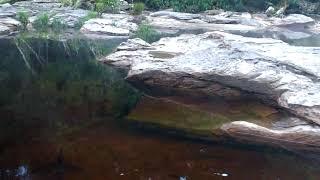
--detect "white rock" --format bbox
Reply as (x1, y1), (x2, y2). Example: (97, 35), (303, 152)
(103, 31), (320, 125)
(80, 18), (137, 36)
(265, 6), (275, 17)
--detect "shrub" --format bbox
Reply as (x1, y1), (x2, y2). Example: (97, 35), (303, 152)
(74, 11), (98, 29)
(144, 0), (170, 10)
(135, 23), (161, 43)
(216, 0), (245, 11)
(95, 0), (120, 15)
(33, 13), (50, 32)
(133, 2), (145, 15)
(170, 0), (214, 13)
(17, 11), (29, 30)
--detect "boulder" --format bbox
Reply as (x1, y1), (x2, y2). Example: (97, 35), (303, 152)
(119, 0), (131, 11)
(0, 17), (20, 35)
(275, 7), (286, 17)
(103, 32), (320, 124)
(0, 3), (16, 18)
(265, 6), (275, 17)
(102, 32), (320, 152)
(272, 14), (315, 27)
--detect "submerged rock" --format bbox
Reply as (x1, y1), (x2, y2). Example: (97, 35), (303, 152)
(221, 121), (320, 152)
(127, 96), (282, 136)
(104, 32), (320, 152)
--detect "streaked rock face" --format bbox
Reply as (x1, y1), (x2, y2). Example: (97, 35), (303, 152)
(103, 32), (320, 152)
(0, 17), (20, 35)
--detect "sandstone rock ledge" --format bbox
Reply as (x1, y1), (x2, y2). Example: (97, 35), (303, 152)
(101, 32), (320, 153)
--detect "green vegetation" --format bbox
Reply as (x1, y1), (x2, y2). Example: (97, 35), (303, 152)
(59, 0), (74, 6)
(135, 23), (161, 43)
(33, 13), (50, 32)
(51, 18), (67, 33)
(75, 11), (98, 29)
(133, 2), (145, 15)
(59, 0), (84, 8)
(170, 0), (214, 13)
(0, 0), (10, 4)
(95, 0), (120, 15)
(144, 0), (171, 10)
(16, 11), (29, 30)
(141, 0), (314, 13)
(0, 35), (140, 141)
(32, 13), (68, 33)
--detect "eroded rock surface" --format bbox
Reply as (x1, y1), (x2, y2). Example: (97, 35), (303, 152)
(104, 32), (320, 124)
(103, 32), (320, 152)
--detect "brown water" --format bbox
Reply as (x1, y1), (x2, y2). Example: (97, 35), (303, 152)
(1, 119), (320, 180)
(1, 34), (320, 180)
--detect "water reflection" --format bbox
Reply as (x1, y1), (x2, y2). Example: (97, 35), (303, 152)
(0, 33), (320, 180)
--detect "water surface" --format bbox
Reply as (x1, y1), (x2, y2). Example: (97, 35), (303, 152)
(0, 33), (320, 180)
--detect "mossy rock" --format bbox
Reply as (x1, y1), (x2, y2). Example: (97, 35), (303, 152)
(127, 96), (281, 137)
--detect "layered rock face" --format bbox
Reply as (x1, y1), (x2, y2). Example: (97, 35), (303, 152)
(102, 32), (320, 152)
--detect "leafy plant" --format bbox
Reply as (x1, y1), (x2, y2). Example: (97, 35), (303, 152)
(74, 11), (98, 29)
(16, 11), (29, 30)
(133, 2), (145, 15)
(135, 23), (161, 43)
(33, 13), (50, 32)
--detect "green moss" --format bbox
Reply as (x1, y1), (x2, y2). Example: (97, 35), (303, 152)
(127, 97), (233, 135)
(127, 96), (281, 135)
